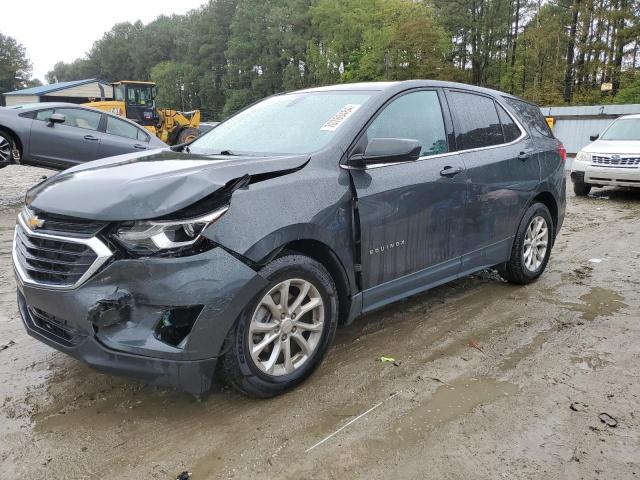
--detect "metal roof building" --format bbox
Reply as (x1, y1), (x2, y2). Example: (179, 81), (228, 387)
(2, 79), (112, 107)
(541, 104), (640, 155)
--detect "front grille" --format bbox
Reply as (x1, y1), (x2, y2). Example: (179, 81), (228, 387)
(28, 307), (83, 346)
(24, 207), (107, 237)
(592, 155), (640, 168)
(13, 213), (112, 288)
(14, 226), (96, 285)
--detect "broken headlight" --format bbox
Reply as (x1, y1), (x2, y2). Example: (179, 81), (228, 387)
(113, 206), (228, 255)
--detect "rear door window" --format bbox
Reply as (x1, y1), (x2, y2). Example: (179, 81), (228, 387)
(448, 91), (503, 150)
(55, 108), (102, 131)
(106, 116), (140, 140)
(365, 90), (448, 157)
(497, 104), (522, 143)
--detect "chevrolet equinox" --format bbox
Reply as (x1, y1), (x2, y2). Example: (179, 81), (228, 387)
(13, 81), (566, 397)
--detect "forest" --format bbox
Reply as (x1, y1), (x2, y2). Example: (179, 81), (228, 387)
(2, 0), (640, 119)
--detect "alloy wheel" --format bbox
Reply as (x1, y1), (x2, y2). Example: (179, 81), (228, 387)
(248, 278), (324, 376)
(523, 215), (549, 272)
(0, 137), (11, 163)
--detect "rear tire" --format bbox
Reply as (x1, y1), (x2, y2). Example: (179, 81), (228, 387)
(220, 254), (338, 398)
(176, 127), (200, 144)
(573, 180), (591, 196)
(499, 203), (554, 285)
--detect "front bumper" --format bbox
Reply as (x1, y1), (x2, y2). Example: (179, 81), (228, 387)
(572, 164), (640, 188)
(584, 165), (640, 187)
(15, 246), (267, 395)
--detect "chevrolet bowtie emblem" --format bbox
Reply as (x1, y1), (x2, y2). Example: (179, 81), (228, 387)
(28, 215), (45, 229)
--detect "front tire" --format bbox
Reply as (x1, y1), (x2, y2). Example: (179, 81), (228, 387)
(499, 203), (554, 285)
(0, 131), (16, 168)
(220, 254), (338, 397)
(573, 180), (591, 196)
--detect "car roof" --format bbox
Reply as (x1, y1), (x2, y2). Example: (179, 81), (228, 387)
(8, 102), (149, 129)
(294, 80), (523, 102)
(617, 113), (640, 120)
(298, 82), (401, 92)
(9, 102), (104, 113)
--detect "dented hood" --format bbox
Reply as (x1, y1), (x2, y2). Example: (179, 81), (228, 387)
(26, 149), (309, 221)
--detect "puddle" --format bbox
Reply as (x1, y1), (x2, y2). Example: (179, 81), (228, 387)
(365, 376), (518, 449)
(577, 287), (627, 321)
(543, 287), (627, 322)
(34, 391), (196, 433)
(499, 331), (549, 372)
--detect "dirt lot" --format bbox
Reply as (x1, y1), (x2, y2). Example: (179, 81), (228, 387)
(1, 164), (638, 480)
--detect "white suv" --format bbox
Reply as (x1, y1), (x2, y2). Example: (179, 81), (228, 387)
(571, 114), (640, 196)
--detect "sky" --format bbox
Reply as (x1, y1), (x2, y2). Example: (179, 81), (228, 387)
(3, 0), (206, 83)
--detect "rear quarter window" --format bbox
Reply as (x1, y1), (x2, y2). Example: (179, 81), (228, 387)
(496, 104), (522, 143)
(503, 97), (553, 138)
(137, 128), (150, 142)
(18, 111), (37, 119)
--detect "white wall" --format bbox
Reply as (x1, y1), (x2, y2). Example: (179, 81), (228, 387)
(4, 95), (37, 106)
(47, 82), (113, 100)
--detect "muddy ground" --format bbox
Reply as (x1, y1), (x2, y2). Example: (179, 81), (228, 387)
(0, 164), (638, 479)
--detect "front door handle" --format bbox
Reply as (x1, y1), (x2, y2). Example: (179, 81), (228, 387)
(84, 135), (99, 141)
(440, 165), (464, 177)
(133, 144), (147, 150)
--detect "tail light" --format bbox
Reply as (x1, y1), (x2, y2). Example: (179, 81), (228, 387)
(557, 143), (567, 162)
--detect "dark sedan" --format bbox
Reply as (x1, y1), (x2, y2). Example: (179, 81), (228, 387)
(0, 102), (166, 170)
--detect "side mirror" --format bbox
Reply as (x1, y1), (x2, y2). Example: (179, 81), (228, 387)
(347, 138), (421, 168)
(590, 133), (599, 141)
(47, 113), (66, 127)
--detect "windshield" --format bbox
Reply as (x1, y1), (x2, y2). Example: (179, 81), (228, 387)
(600, 118), (640, 141)
(126, 85), (155, 107)
(188, 91), (374, 155)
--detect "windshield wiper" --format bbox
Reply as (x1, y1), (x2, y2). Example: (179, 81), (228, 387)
(218, 149), (238, 156)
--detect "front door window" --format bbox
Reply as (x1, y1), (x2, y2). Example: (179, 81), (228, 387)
(366, 90), (448, 157)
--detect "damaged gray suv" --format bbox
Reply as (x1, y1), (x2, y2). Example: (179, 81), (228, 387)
(14, 81), (566, 397)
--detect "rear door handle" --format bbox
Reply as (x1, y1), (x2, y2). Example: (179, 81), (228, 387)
(133, 144), (147, 150)
(84, 134), (99, 141)
(518, 151), (533, 161)
(440, 165), (464, 177)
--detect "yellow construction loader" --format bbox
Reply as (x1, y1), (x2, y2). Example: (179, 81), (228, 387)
(85, 81), (201, 145)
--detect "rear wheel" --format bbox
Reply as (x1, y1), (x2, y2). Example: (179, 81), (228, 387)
(176, 127), (200, 144)
(220, 254), (338, 397)
(499, 203), (554, 285)
(573, 180), (591, 196)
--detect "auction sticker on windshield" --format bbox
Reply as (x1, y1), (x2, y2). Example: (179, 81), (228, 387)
(320, 104), (361, 131)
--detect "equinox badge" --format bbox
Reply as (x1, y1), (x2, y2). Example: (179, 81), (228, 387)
(369, 239), (406, 255)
